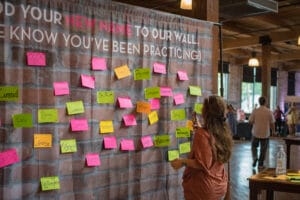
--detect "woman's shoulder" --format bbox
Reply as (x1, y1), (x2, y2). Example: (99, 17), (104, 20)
(195, 128), (210, 138)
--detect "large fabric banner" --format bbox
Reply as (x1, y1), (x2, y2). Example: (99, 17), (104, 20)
(0, 0), (213, 199)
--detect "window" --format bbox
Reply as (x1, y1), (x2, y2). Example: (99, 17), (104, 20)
(218, 62), (229, 99)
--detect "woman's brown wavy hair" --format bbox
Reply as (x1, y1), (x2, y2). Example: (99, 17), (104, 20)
(202, 95), (233, 163)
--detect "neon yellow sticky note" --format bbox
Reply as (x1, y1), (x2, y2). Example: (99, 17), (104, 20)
(186, 120), (193, 131)
(171, 109), (186, 121)
(179, 142), (191, 154)
(148, 111), (158, 125)
(34, 134), (52, 148)
(60, 139), (77, 153)
(40, 176), (60, 191)
(154, 135), (170, 147)
(100, 121), (114, 134)
(38, 109), (58, 123)
(114, 65), (131, 79)
(144, 87), (160, 99)
(97, 91), (114, 104)
(12, 113), (33, 128)
(176, 127), (190, 138)
(0, 86), (19, 101)
(194, 103), (203, 114)
(168, 150), (179, 161)
(66, 101), (84, 115)
(189, 85), (202, 96)
(134, 68), (151, 80)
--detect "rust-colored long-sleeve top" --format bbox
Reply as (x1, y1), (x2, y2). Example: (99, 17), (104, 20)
(182, 128), (227, 200)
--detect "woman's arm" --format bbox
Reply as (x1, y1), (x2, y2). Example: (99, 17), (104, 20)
(170, 158), (202, 170)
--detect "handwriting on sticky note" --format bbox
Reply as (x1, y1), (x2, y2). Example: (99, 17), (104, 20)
(70, 118), (88, 132)
(177, 70), (189, 81)
(153, 62), (166, 74)
(123, 114), (137, 126)
(104, 136), (117, 149)
(134, 68), (151, 80)
(34, 134), (52, 148)
(160, 87), (173, 97)
(189, 85), (202, 96)
(114, 65), (131, 79)
(53, 82), (69, 96)
(141, 136), (153, 148)
(144, 87), (160, 99)
(92, 57), (107, 70)
(40, 176), (60, 191)
(180, 142), (191, 154)
(81, 74), (95, 89)
(171, 109), (186, 121)
(154, 135), (170, 147)
(176, 127), (190, 138)
(66, 101), (84, 115)
(118, 97), (133, 108)
(0, 86), (18, 101)
(60, 139), (77, 153)
(168, 150), (179, 161)
(38, 109), (58, 123)
(194, 103), (203, 114)
(148, 111), (158, 125)
(136, 101), (151, 114)
(173, 93), (185, 105)
(12, 113), (33, 128)
(27, 52), (46, 66)
(0, 149), (19, 168)
(86, 153), (101, 166)
(100, 121), (114, 133)
(150, 98), (160, 110)
(120, 139), (135, 151)
(97, 91), (114, 104)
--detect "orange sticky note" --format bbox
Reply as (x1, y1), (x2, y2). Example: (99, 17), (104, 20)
(114, 65), (131, 79)
(34, 134), (52, 148)
(136, 101), (151, 114)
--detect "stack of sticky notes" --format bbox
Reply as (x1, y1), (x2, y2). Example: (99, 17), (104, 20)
(287, 172), (300, 183)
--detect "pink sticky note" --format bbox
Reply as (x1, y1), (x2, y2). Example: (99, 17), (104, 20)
(0, 149), (19, 168)
(177, 70), (189, 81)
(118, 97), (133, 108)
(86, 153), (101, 166)
(123, 114), (137, 126)
(104, 136), (117, 149)
(92, 57), (107, 70)
(141, 136), (153, 148)
(53, 82), (69, 96)
(120, 139), (135, 151)
(26, 52), (46, 66)
(173, 93), (185, 105)
(81, 74), (95, 89)
(150, 99), (160, 110)
(153, 62), (166, 74)
(70, 118), (89, 131)
(160, 87), (173, 97)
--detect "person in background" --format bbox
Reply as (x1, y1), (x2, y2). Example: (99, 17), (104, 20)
(170, 95), (233, 200)
(273, 105), (284, 136)
(227, 104), (237, 138)
(286, 103), (297, 137)
(249, 96), (275, 169)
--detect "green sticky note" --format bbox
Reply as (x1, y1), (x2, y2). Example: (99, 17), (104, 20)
(154, 135), (170, 147)
(194, 103), (203, 114)
(176, 127), (190, 138)
(40, 176), (60, 191)
(0, 86), (19, 101)
(38, 109), (58, 123)
(66, 101), (84, 115)
(179, 142), (191, 154)
(97, 91), (114, 104)
(12, 113), (33, 128)
(60, 139), (77, 153)
(171, 109), (186, 121)
(168, 150), (179, 161)
(134, 68), (151, 80)
(189, 85), (202, 96)
(144, 87), (160, 99)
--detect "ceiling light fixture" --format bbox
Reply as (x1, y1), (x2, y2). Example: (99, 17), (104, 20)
(248, 52), (259, 67)
(298, 35), (300, 45)
(180, 0), (192, 10)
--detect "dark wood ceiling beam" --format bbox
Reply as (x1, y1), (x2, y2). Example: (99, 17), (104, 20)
(272, 50), (300, 61)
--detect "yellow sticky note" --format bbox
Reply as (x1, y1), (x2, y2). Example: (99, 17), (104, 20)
(66, 101), (84, 115)
(114, 65), (131, 79)
(194, 103), (203, 114)
(38, 109), (58, 123)
(40, 176), (60, 191)
(179, 142), (191, 154)
(168, 150), (179, 161)
(34, 134), (52, 148)
(189, 85), (202, 96)
(186, 120), (193, 131)
(100, 121), (114, 133)
(136, 101), (151, 114)
(148, 111), (158, 125)
(60, 139), (77, 153)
